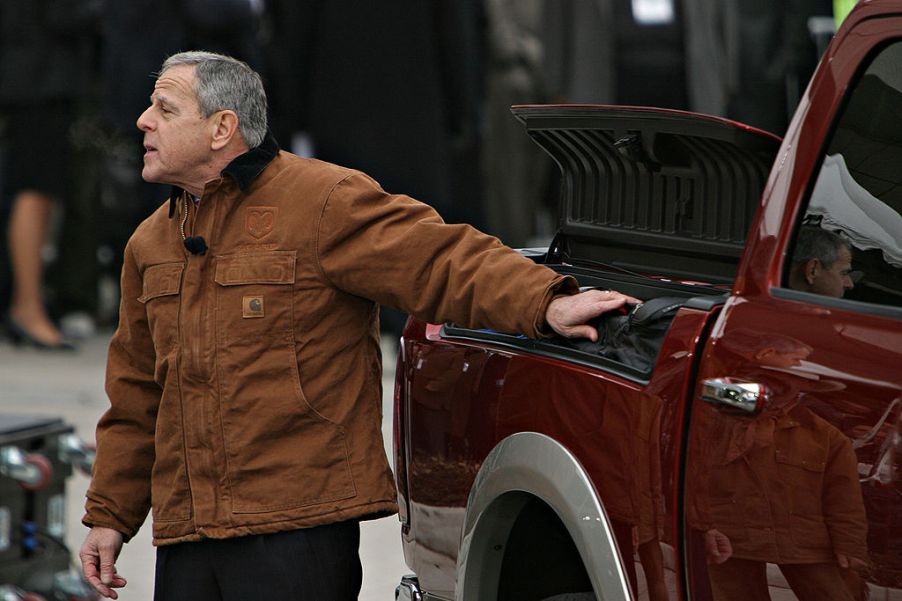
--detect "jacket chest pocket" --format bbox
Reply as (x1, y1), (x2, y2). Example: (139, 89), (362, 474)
(138, 262), (185, 357)
(214, 251), (297, 341)
(775, 441), (828, 518)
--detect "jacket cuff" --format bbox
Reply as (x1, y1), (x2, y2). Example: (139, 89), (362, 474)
(82, 500), (142, 543)
(81, 517), (135, 544)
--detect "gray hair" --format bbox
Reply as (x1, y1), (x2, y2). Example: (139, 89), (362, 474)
(791, 226), (850, 268)
(160, 51), (267, 148)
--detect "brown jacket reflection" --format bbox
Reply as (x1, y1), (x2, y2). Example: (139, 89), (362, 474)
(691, 399), (868, 564)
(83, 138), (576, 546)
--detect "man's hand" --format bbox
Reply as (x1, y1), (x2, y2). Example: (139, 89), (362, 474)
(836, 552), (868, 571)
(79, 527), (127, 599)
(704, 528), (733, 565)
(545, 289), (641, 341)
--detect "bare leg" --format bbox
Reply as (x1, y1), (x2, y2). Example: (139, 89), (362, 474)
(7, 190), (64, 346)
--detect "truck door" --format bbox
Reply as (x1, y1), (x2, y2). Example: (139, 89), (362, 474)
(684, 12), (902, 601)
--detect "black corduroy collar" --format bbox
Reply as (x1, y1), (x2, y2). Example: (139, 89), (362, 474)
(168, 131), (281, 218)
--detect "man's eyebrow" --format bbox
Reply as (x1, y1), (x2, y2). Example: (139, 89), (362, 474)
(150, 93), (174, 107)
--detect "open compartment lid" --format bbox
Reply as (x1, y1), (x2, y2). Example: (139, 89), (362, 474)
(513, 105), (781, 284)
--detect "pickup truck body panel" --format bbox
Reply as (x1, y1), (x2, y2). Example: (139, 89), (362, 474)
(400, 304), (721, 599)
(395, 3), (902, 600)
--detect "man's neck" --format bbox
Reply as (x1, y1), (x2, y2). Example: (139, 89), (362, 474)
(183, 144), (250, 197)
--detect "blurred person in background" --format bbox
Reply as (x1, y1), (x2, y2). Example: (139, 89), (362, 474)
(264, 0), (484, 344)
(0, 0), (101, 349)
(481, 0), (556, 249)
(542, 0), (832, 134)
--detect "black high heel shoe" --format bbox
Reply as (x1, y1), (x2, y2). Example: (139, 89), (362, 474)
(5, 317), (77, 351)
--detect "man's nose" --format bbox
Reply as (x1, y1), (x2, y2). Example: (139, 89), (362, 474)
(136, 107), (153, 131)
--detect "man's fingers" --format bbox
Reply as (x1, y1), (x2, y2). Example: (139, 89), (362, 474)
(84, 573), (117, 599)
(81, 557), (117, 599)
(79, 528), (125, 600)
(100, 556), (117, 585)
(589, 290), (641, 305)
(593, 297), (628, 314)
(565, 325), (599, 341)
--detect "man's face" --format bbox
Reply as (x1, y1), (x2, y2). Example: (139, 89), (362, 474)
(810, 245), (854, 298)
(136, 65), (216, 191)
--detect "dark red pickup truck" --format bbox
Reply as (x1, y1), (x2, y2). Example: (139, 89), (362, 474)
(393, 3), (902, 601)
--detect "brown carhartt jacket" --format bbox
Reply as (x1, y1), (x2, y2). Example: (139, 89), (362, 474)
(83, 136), (576, 545)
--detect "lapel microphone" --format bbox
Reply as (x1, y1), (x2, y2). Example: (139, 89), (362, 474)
(184, 236), (208, 256)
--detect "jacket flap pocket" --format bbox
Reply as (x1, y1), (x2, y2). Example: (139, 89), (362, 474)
(775, 447), (827, 472)
(215, 251), (296, 286)
(138, 262), (185, 303)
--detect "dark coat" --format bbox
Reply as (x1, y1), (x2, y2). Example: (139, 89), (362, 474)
(0, 0), (100, 105)
(265, 0), (484, 225)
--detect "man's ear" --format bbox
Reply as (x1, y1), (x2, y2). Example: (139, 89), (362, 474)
(754, 347), (777, 362)
(803, 258), (820, 285)
(210, 110), (241, 150)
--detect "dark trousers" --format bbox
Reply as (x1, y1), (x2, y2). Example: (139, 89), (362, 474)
(708, 557), (865, 601)
(154, 520), (362, 601)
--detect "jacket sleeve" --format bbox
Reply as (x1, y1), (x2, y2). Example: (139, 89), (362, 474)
(315, 172), (577, 338)
(82, 241), (159, 541)
(822, 430), (869, 562)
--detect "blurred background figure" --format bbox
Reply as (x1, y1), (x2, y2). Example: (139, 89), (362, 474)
(0, 0), (101, 349)
(543, 0), (832, 134)
(264, 0), (485, 343)
(544, 0), (687, 108)
(481, 0), (555, 249)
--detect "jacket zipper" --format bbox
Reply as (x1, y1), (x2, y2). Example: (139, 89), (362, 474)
(179, 194), (212, 383)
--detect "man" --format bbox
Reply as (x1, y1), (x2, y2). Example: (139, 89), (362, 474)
(787, 226), (855, 298)
(78, 51), (637, 601)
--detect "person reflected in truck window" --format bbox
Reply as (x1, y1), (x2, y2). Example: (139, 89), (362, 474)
(787, 226), (855, 298)
(75, 50), (640, 601)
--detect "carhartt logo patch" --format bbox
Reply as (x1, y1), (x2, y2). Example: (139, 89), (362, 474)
(242, 295), (264, 318)
(246, 207), (277, 239)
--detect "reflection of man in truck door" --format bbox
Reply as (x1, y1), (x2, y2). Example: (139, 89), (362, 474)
(688, 331), (869, 601)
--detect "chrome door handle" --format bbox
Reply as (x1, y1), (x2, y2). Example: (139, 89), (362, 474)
(700, 378), (770, 414)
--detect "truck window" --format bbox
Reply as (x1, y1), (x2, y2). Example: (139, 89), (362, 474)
(784, 40), (902, 308)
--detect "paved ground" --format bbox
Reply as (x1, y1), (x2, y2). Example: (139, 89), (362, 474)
(0, 329), (408, 600)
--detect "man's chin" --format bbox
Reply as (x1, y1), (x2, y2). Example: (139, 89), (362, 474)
(141, 168), (162, 184)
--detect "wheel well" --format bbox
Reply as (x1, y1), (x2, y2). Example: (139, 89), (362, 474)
(496, 495), (594, 601)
